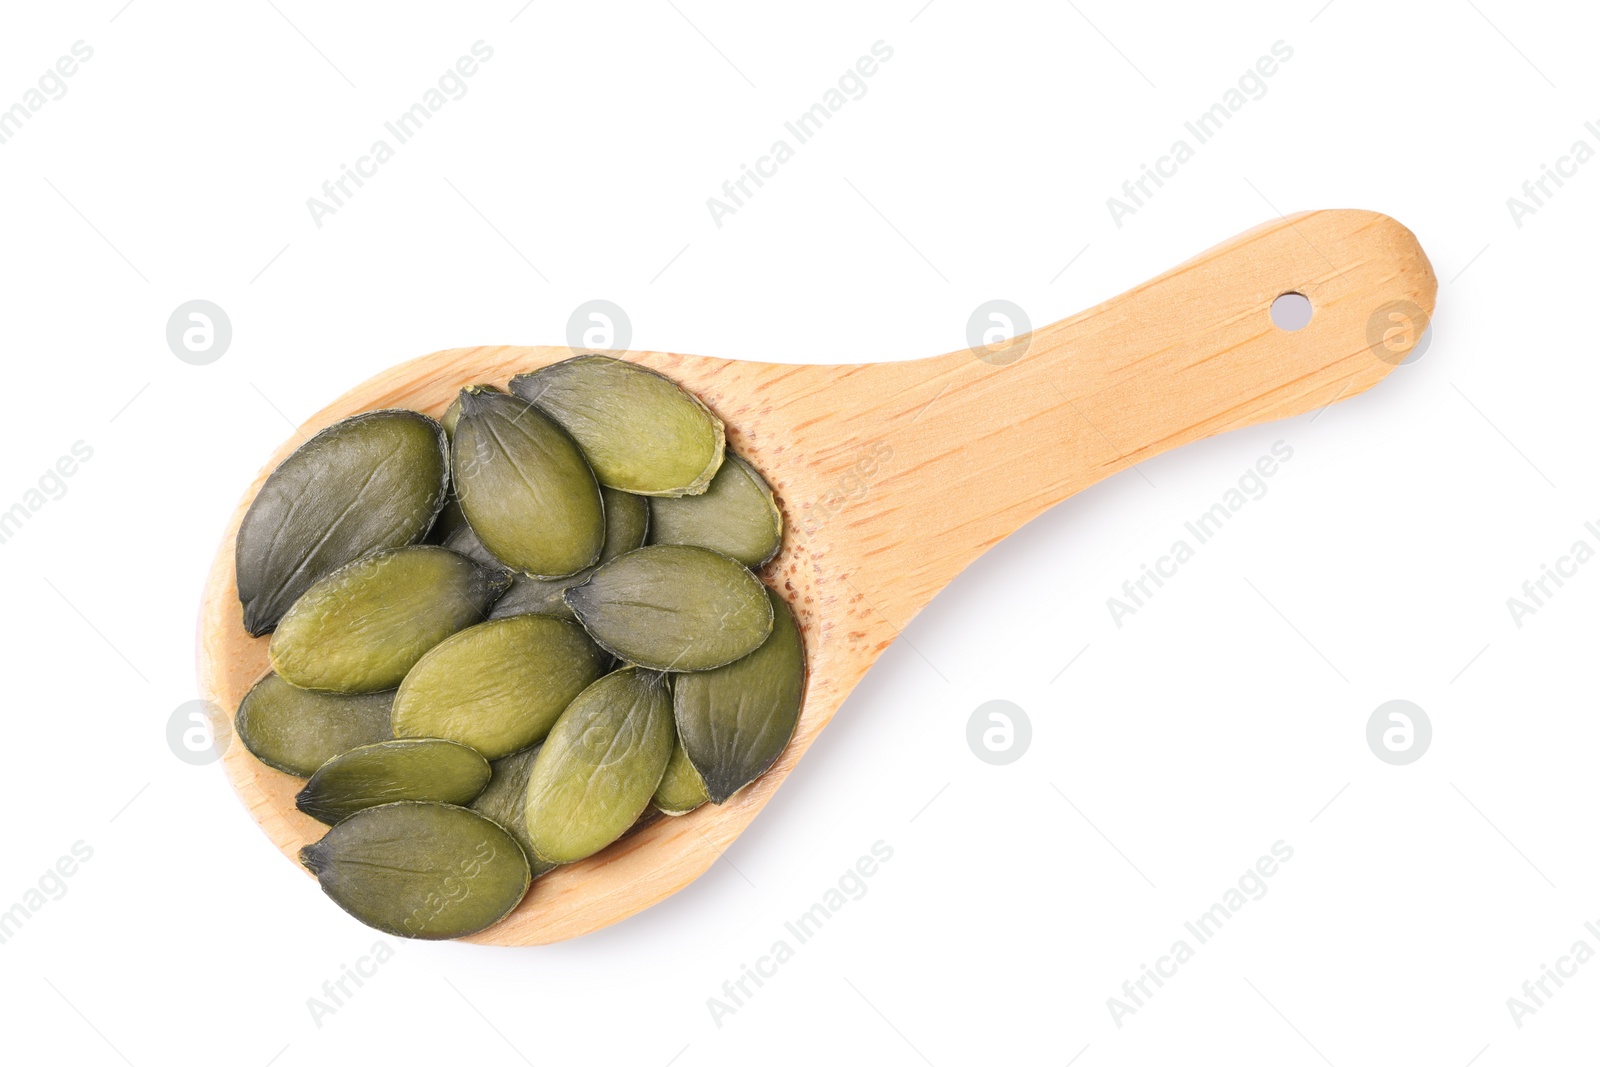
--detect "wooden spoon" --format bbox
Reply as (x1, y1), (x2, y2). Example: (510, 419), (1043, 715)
(198, 209), (1436, 945)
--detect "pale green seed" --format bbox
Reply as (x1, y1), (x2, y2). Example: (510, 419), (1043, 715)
(510, 355), (725, 497)
(649, 452), (782, 567)
(452, 387), (604, 578)
(269, 545), (508, 693)
(391, 615), (608, 759)
(483, 486), (651, 621)
(296, 739), (490, 825)
(236, 410), (448, 636)
(234, 673), (393, 778)
(652, 736), (709, 816)
(470, 745), (559, 878)
(300, 801), (530, 940)
(524, 667), (674, 865)
(564, 544), (772, 671)
(675, 587), (805, 803)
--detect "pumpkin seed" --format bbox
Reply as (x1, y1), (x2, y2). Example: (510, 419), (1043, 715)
(296, 739), (490, 825)
(392, 615), (608, 759)
(443, 521), (507, 571)
(597, 486), (652, 559)
(510, 355), (725, 497)
(300, 801), (530, 940)
(427, 494), (467, 543)
(234, 672), (394, 777)
(429, 390), (496, 544)
(452, 387), (604, 578)
(236, 410), (448, 635)
(470, 745), (559, 878)
(484, 486), (650, 622)
(440, 384), (498, 442)
(675, 587), (805, 803)
(648, 452), (782, 567)
(652, 736), (709, 816)
(269, 545), (508, 693)
(564, 544), (772, 671)
(524, 667), (674, 864)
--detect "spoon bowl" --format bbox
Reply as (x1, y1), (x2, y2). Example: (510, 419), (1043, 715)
(198, 209), (1436, 945)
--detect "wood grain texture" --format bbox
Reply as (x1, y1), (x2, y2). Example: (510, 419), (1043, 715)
(198, 209), (1436, 945)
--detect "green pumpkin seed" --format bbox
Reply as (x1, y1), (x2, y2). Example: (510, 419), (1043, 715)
(564, 544), (772, 671)
(524, 667), (674, 864)
(392, 615), (608, 759)
(443, 521), (507, 571)
(300, 801), (530, 940)
(470, 745), (559, 878)
(675, 587), (805, 803)
(652, 736), (709, 815)
(440, 383), (499, 442)
(296, 739), (490, 825)
(445, 486), (647, 572)
(597, 486), (652, 559)
(234, 673), (394, 777)
(452, 387), (604, 578)
(269, 545), (509, 693)
(510, 355), (725, 497)
(484, 486), (650, 622)
(236, 410), (448, 635)
(429, 392), (499, 545)
(648, 452), (782, 567)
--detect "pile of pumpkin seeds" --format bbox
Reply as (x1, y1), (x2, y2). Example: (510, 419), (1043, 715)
(233, 356), (803, 940)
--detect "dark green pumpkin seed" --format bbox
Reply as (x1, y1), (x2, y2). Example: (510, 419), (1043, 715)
(510, 356), (725, 497)
(234, 673), (393, 777)
(392, 615), (608, 759)
(269, 545), (508, 693)
(470, 745), (559, 877)
(564, 544), (772, 671)
(300, 801), (529, 940)
(236, 410), (448, 636)
(440, 383), (499, 442)
(452, 387), (604, 578)
(429, 391), (499, 545)
(675, 587), (805, 804)
(598, 486), (652, 559)
(296, 739), (490, 825)
(426, 493), (467, 543)
(484, 486), (650, 622)
(653, 736), (709, 815)
(649, 452), (782, 567)
(524, 667), (674, 864)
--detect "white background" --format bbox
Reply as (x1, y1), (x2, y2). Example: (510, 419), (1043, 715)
(0, 1), (1594, 1064)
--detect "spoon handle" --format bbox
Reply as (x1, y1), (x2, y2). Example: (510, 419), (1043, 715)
(803, 209), (1436, 635)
